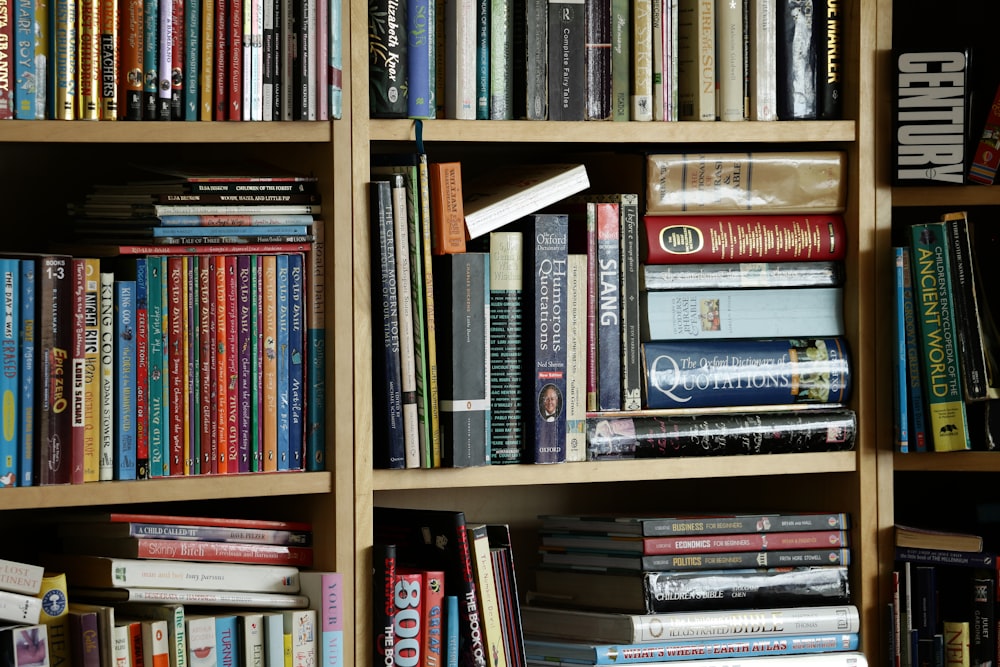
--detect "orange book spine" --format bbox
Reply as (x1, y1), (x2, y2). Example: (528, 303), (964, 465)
(262, 255), (278, 471)
(429, 162), (467, 255)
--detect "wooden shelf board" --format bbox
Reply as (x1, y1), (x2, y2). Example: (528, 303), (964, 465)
(369, 120), (857, 144)
(892, 186), (1000, 207)
(0, 472), (332, 510)
(373, 452), (857, 490)
(0, 122), (332, 144)
(894, 451), (1000, 472)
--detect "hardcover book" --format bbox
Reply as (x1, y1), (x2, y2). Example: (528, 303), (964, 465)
(539, 546), (851, 571)
(630, 0), (652, 120)
(539, 511), (852, 538)
(533, 565), (851, 613)
(297, 571), (343, 667)
(776, 0), (817, 120)
(587, 408), (857, 459)
(641, 261), (844, 290)
(641, 337), (851, 409)
(583, 0), (611, 120)
(372, 543), (396, 667)
(434, 252), (490, 467)
(640, 287), (844, 340)
(428, 162), (468, 255)
(466, 525), (506, 667)
(676, 0), (715, 121)
(816, 0), (842, 119)
(488, 231), (525, 464)
(71, 588), (310, 609)
(941, 212), (988, 402)
(565, 254), (587, 462)
(641, 214), (847, 264)
(0, 559), (44, 596)
(749, 0), (777, 120)
(547, 0), (585, 120)
(900, 246), (929, 452)
(521, 0), (548, 119)
(391, 569), (424, 665)
(594, 201), (621, 411)
(444, 0), (476, 118)
(539, 528), (849, 554)
(645, 152), (847, 214)
(368, 0), (407, 117)
(524, 214), (570, 464)
(893, 49), (969, 185)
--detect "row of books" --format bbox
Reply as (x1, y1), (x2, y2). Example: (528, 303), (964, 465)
(1, 0), (343, 121)
(891, 210), (1000, 453)
(368, 0), (842, 121)
(371, 150), (857, 468)
(0, 512), (342, 667)
(525, 511), (860, 665)
(891, 524), (1000, 667)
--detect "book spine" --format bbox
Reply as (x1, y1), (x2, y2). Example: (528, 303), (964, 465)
(69, 609), (101, 667)
(183, 0), (199, 119)
(944, 622), (969, 667)
(645, 151), (847, 214)
(421, 571), (444, 667)
(677, 0), (715, 120)
(776, 0), (816, 120)
(228, 0), (243, 120)
(115, 280), (138, 481)
(815, 0), (840, 119)
(565, 254), (587, 462)
(749, 0), (777, 120)
(523, 0), (547, 119)
(970, 572), (994, 667)
(584, 0), (611, 120)
(196, 259), (212, 473)
(488, 231), (525, 465)
(369, 0), (408, 117)
(300, 572), (343, 667)
(643, 566), (850, 612)
(0, 590), (42, 624)
(82, 259), (100, 483)
(142, 0), (158, 119)
(489, 0), (513, 119)
(285, 609), (316, 667)
(38, 571), (70, 667)
(641, 336), (850, 409)
(428, 162), (467, 255)
(610, 0), (629, 120)
(893, 248), (909, 453)
(467, 526), (507, 667)
(636, 528), (848, 554)
(120, 0), (143, 119)
(169, 0), (183, 119)
(527, 214), (569, 463)
(0, 558), (43, 595)
(406, 0), (433, 118)
(393, 571), (423, 667)
(900, 247), (928, 452)
(587, 408), (857, 459)
(275, 254), (290, 470)
(968, 80), (1000, 184)
(415, 156), (440, 467)
(373, 544), (397, 667)
(328, 0), (343, 118)
(0, 261), (18, 487)
(114, 539), (313, 566)
(287, 254), (305, 469)
(637, 548), (851, 570)
(547, 0), (585, 120)
(641, 214), (848, 264)
(132, 263), (147, 477)
(715, 0), (743, 120)
(618, 195), (641, 410)
(156, 0), (172, 119)
(77, 0), (100, 119)
(586, 206), (598, 411)
(60, 556), (301, 592)
(13, 0), (38, 119)
(908, 222), (971, 451)
(942, 212), (988, 402)
(99, 272), (114, 480)
(631, 0), (652, 120)
(99, 0), (118, 119)
(435, 252), (490, 467)
(641, 261), (844, 289)
(212, 0), (225, 118)
(641, 287), (844, 340)
(304, 221), (325, 470)
(76, 522), (312, 544)
(596, 203), (621, 411)
(166, 256), (185, 475)
(650, 0), (662, 120)
(146, 257), (165, 477)
(370, 180), (406, 469)
(69, 259), (86, 485)
(18, 260), (34, 487)
(261, 254), (277, 470)
(444, 0), (475, 118)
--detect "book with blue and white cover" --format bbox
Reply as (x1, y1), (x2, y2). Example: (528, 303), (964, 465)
(287, 253), (305, 470)
(115, 280), (138, 480)
(0, 259), (19, 487)
(18, 260), (35, 487)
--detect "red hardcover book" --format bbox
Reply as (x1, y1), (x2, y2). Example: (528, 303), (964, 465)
(641, 214), (848, 264)
(62, 537), (314, 566)
(57, 511), (312, 531)
(541, 529), (850, 555)
(119, 0), (144, 119)
(420, 570), (445, 667)
(166, 256), (186, 476)
(392, 570), (424, 667)
(70, 258), (88, 485)
(224, 255), (241, 472)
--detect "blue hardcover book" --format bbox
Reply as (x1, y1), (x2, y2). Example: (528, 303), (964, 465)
(237, 255), (253, 473)
(407, 0), (434, 118)
(641, 287), (845, 341)
(14, 0), (40, 119)
(371, 180), (406, 469)
(900, 246), (928, 453)
(524, 634), (860, 664)
(0, 259), (19, 487)
(525, 214), (569, 464)
(893, 247), (910, 453)
(594, 202), (621, 411)
(434, 252), (490, 467)
(251, 256), (262, 472)
(148, 224), (310, 238)
(445, 594), (458, 667)
(214, 615), (238, 667)
(641, 337), (852, 409)
(287, 253), (305, 470)
(275, 254), (290, 471)
(18, 260), (35, 487)
(115, 280), (138, 480)
(147, 255), (166, 477)
(328, 0), (343, 119)
(475, 0), (489, 119)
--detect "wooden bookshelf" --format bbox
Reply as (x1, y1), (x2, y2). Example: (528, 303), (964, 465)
(351, 0), (880, 665)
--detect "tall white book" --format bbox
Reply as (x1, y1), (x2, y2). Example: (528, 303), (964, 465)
(750, 0), (778, 120)
(715, 0), (745, 120)
(445, 0), (477, 118)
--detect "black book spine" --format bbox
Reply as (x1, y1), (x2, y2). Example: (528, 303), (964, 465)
(547, 0), (585, 120)
(776, 0), (817, 120)
(815, 0), (841, 119)
(373, 543), (397, 667)
(584, 0), (611, 120)
(368, 0), (408, 117)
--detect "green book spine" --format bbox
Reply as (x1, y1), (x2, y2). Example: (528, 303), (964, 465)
(909, 221), (970, 452)
(611, 0), (630, 120)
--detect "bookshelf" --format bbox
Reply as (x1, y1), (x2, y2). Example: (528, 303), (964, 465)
(0, 6), (358, 658)
(352, 1), (880, 666)
(875, 2), (1000, 667)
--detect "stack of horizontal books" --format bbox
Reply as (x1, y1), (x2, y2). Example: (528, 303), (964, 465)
(523, 510), (864, 666)
(0, 556), (49, 667)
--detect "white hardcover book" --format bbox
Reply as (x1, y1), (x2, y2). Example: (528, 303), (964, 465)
(715, 0), (744, 120)
(641, 287), (844, 341)
(750, 0), (777, 120)
(445, 0), (477, 118)
(565, 254), (587, 462)
(236, 613), (265, 667)
(0, 590), (42, 624)
(0, 559), (44, 595)
(42, 554), (300, 593)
